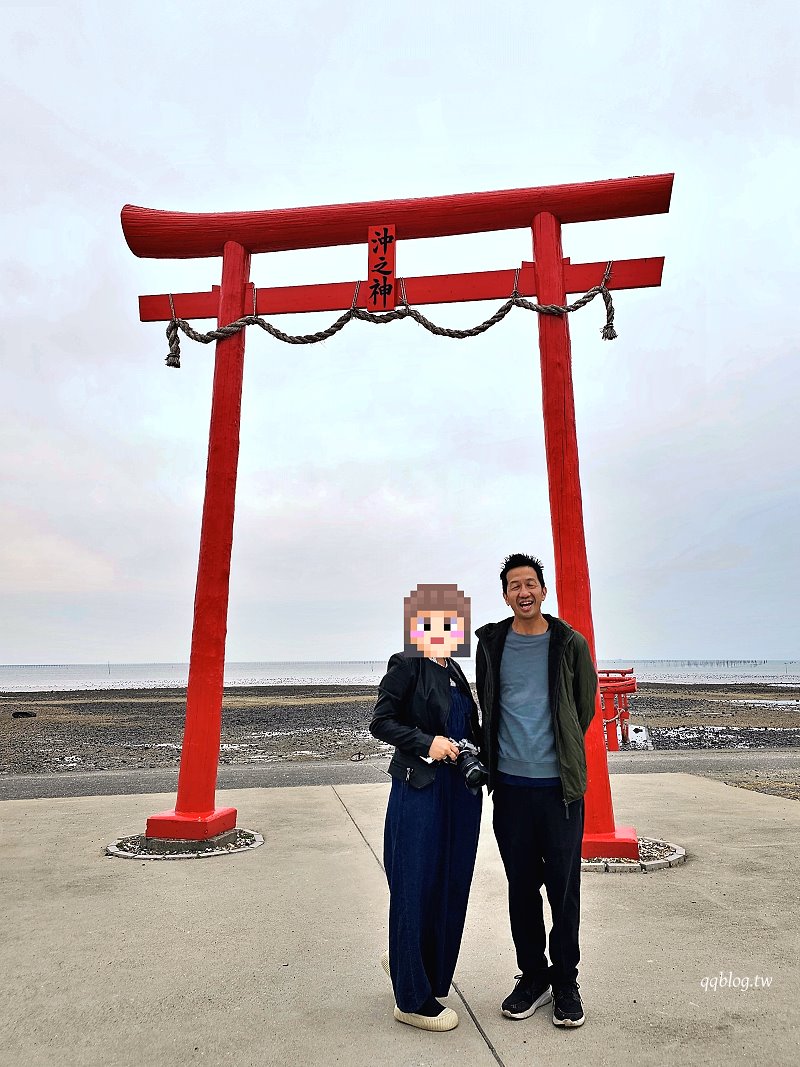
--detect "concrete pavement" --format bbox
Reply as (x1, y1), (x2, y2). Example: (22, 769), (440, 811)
(4, 747), (800, 800)
(1, 774), (798, 1066)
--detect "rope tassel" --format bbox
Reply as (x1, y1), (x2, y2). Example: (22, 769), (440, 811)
(600, 283), (617, 340)
(165, 319), (182, 368)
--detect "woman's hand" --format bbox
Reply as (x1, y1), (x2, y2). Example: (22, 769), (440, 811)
(428, 736), (460, 762)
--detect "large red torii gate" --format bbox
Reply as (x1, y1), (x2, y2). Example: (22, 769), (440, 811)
(121, 173), (673, 857)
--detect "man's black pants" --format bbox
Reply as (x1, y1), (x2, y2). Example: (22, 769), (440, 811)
(492, 782), (584, 989)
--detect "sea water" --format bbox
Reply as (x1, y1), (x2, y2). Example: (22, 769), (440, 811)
(0, 659), (799, 692)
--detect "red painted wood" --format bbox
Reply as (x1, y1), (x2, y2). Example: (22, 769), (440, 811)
(581, 826), (639, 860)
(621, 691), (631, 744)
(532, 210), (626, 845)
(141, 290), (222, 321)
(145, 240), (251, 841)
(367, 224), (396, 310)
(138, 257), (664, 322)
(145, 807), (237, 841)
(564, 256), (663, 294)
(603, 692), (620, 751)
(121, 174), (673, 259)
(599, 677), (637, 694)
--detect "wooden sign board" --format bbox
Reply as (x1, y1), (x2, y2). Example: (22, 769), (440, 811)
(367, 224), (396, 310)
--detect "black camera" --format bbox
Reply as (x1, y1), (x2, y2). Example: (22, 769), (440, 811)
(450, 738), (489, 792)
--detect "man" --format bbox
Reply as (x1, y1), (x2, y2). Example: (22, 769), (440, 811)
(475, 552), (597, 1029)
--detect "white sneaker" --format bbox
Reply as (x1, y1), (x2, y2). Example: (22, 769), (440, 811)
(393, 1004), (459, 1031)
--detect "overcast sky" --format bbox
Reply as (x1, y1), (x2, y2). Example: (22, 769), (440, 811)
(2, 1), (798, 663)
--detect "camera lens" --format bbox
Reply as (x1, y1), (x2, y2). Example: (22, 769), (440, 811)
(456, 751), (489, 788)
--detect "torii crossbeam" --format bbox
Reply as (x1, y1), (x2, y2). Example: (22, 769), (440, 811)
(121, 173), (674, 856)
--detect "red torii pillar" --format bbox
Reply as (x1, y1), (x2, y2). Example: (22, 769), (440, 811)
(533, 210), (630, 852)
(145, 241), (250, 839)
(122, 174), (673, 853)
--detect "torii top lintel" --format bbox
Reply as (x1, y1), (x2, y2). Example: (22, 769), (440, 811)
(121, 173), (673, 260)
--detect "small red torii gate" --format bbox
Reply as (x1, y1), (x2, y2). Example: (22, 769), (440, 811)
(599, 668), (638, 749)
(121, 173), (673, 858)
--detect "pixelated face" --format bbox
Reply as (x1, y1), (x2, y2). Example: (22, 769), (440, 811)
(408, 610), (467, 658)
(404, 583), (471, 657)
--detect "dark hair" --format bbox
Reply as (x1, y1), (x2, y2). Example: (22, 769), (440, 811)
(500, 553), (545, 594)
(403, 584), (471, 657)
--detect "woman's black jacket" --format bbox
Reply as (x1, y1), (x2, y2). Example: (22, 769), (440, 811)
(369, 653), (481, 789)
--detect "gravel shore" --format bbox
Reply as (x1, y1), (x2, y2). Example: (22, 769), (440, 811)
(629, 681), (800, 747)
(0, 685), (381, 776)
(2, 681), (798, 779)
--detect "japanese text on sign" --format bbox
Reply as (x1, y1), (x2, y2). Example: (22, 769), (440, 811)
(367, 224), (396, 310)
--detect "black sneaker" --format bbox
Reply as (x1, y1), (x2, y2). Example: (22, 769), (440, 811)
(552, 982), (585, 1027)
(501, 974), (552, 1019)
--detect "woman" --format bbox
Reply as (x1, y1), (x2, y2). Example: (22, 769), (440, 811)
(369, 583), (483, 1032)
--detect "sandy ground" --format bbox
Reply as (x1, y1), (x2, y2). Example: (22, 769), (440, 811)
(1, 682), (798, 798)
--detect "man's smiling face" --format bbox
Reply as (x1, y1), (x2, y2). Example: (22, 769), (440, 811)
(503, 566), (547, 624)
